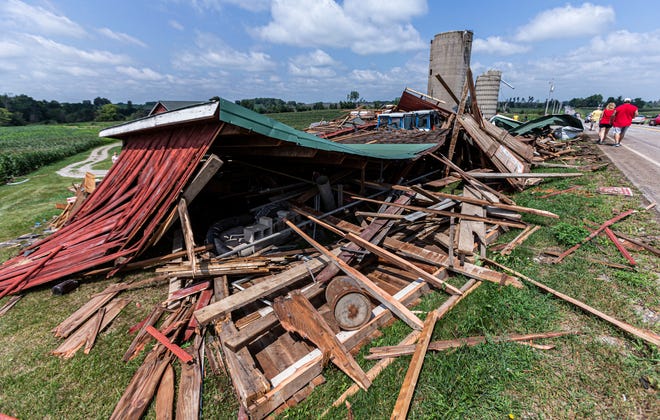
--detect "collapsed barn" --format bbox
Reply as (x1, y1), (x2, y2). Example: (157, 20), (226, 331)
(3, 85), (656, 419)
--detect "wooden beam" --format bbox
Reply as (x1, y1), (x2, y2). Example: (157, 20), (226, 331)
(430, 153), (515, 205)
(603, 227), (637, 266)
(194, 252), (334, 325)
(434, 73), (461, 105)
(368, 331), (577, 359)
(464, 172), (583, 179)
(483, 258), (660, 347)
(146, 325), (194, 364)
(500, 225), (541, 256)
(344, 232), (461, 295)
(324, 278), (479, 416)
(412, 189), (559, 219)
(274, 291), (372, 390)
(177, 198), (197, 276)
(553, 209), (635, 263)
(284, 220), (424, 331)
(155, 363), (175, 420)
(383, 237), (523, 288)
(390, 310), (438, 419)
(351, 195), (527, 229)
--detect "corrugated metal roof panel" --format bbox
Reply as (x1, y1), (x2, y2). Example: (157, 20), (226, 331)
(102, 98), (438, 160)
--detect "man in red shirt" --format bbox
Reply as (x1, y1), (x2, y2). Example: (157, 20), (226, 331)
(611, 98), (638, 147)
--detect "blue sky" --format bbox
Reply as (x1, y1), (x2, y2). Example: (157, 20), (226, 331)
(1, 0), (658, 104)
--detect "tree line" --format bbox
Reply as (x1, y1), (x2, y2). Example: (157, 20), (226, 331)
(0, 92), (385, 126)
(0, 94), (152, 126)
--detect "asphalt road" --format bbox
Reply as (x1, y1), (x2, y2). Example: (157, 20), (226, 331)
(594, 124), (660, 213)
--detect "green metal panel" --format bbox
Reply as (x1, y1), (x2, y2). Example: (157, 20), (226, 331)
(218, 98), (437, 160)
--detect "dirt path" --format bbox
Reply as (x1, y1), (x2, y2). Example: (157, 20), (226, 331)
(56, 142), (121, 178)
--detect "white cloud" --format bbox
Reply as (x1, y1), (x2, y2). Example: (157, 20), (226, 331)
(98, 28), (147, 47)
(1, 0), (86, 37)
(577, 30), (660, 56)
(254, 0), (426, 55)
(169, 20), (184, 31)
(174, 32), (276, 71)
(187, 0), (271, 12)
(472, 36), (530, 56)
(116, 66), (165, 81)
(288, 50), (338, 77)
(343, 0), (427, 24)
(27, 35), (128, 65)
(515, 3), (614, 42)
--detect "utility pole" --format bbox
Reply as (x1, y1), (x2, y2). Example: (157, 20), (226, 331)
(544, 80), (554, 115)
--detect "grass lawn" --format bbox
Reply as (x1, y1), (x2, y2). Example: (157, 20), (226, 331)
(0, 128), (657, 419)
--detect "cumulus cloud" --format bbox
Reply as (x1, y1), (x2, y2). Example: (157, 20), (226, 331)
(577, 29), (660, 56)
(254, 0), (426, 55)
(188, 0), (271, 13)
(1, 0), (86, 37)
(174, 32), (276, 71)
(288, 49), (338, 77)
(169, 20), (185, 31)
(515, 3), (614, 42)
(116, 66), (165, 81)
(26, 35), (129, 65)
(98, 28), (147, 47)
(472, 36), (530, 55)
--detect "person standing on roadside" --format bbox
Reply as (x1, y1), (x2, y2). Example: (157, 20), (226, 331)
(611, 98), (638, 147)
(589, 106), (602, 131)
(597, 102), (616, 144)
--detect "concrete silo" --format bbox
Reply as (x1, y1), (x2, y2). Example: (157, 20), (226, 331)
(427, 30), (473, 108)
(475, 69), (502, 119)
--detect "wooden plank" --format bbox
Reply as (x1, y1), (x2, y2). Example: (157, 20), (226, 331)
(500, 225), (541, 255)
(165, 281), (210, 303)
(52, 298), (130, 359)
(273, 291), (371, 390)
(383, 237), (523, 288)
(216, 319), (271, 407)
(609, 230), (660, 257)
(194, 252), (335, 325)
(177, 198), (197, 276)
(604, 227), (637, 266)
(255, 279), (429, 419)
(434, 73), (461, 105)
(484, 258), (660, 347)
(430, 153), (515, 205)
(83, 307), (105, 354)
(223, 283), (324, 351)
(124, 305), (165, 361)
(351, 196), (527, 229)
(465, 172), (583, 179)
(325, 278), (480, 416)
(419, 190), (559, 219)
(345, 232), (461, 295)
(146, 325), (193, 364)
(176, 336), (203, 419)
(368, 331), (577, 359)
(155, 363), (175, 420)
(390, 310), (438, 419)
(445, 77), (469, 171)
(0, 295), (22, 318)
(110, 346), (174, 420)
(284, 220), (424, 331)
(457, 186), (486, 255)
(553, 209), (635, 263)
(315, 192), (413, 283)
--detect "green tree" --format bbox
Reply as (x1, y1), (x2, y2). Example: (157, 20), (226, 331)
(95, 103), (120, 121)
(0, 107), (13, 126)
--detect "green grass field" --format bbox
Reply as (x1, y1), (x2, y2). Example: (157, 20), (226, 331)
(0, 121), (658, 419)
(0, 123), (114, 182)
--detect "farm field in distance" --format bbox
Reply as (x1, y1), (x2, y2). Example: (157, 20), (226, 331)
(0, 123), (113, 182)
